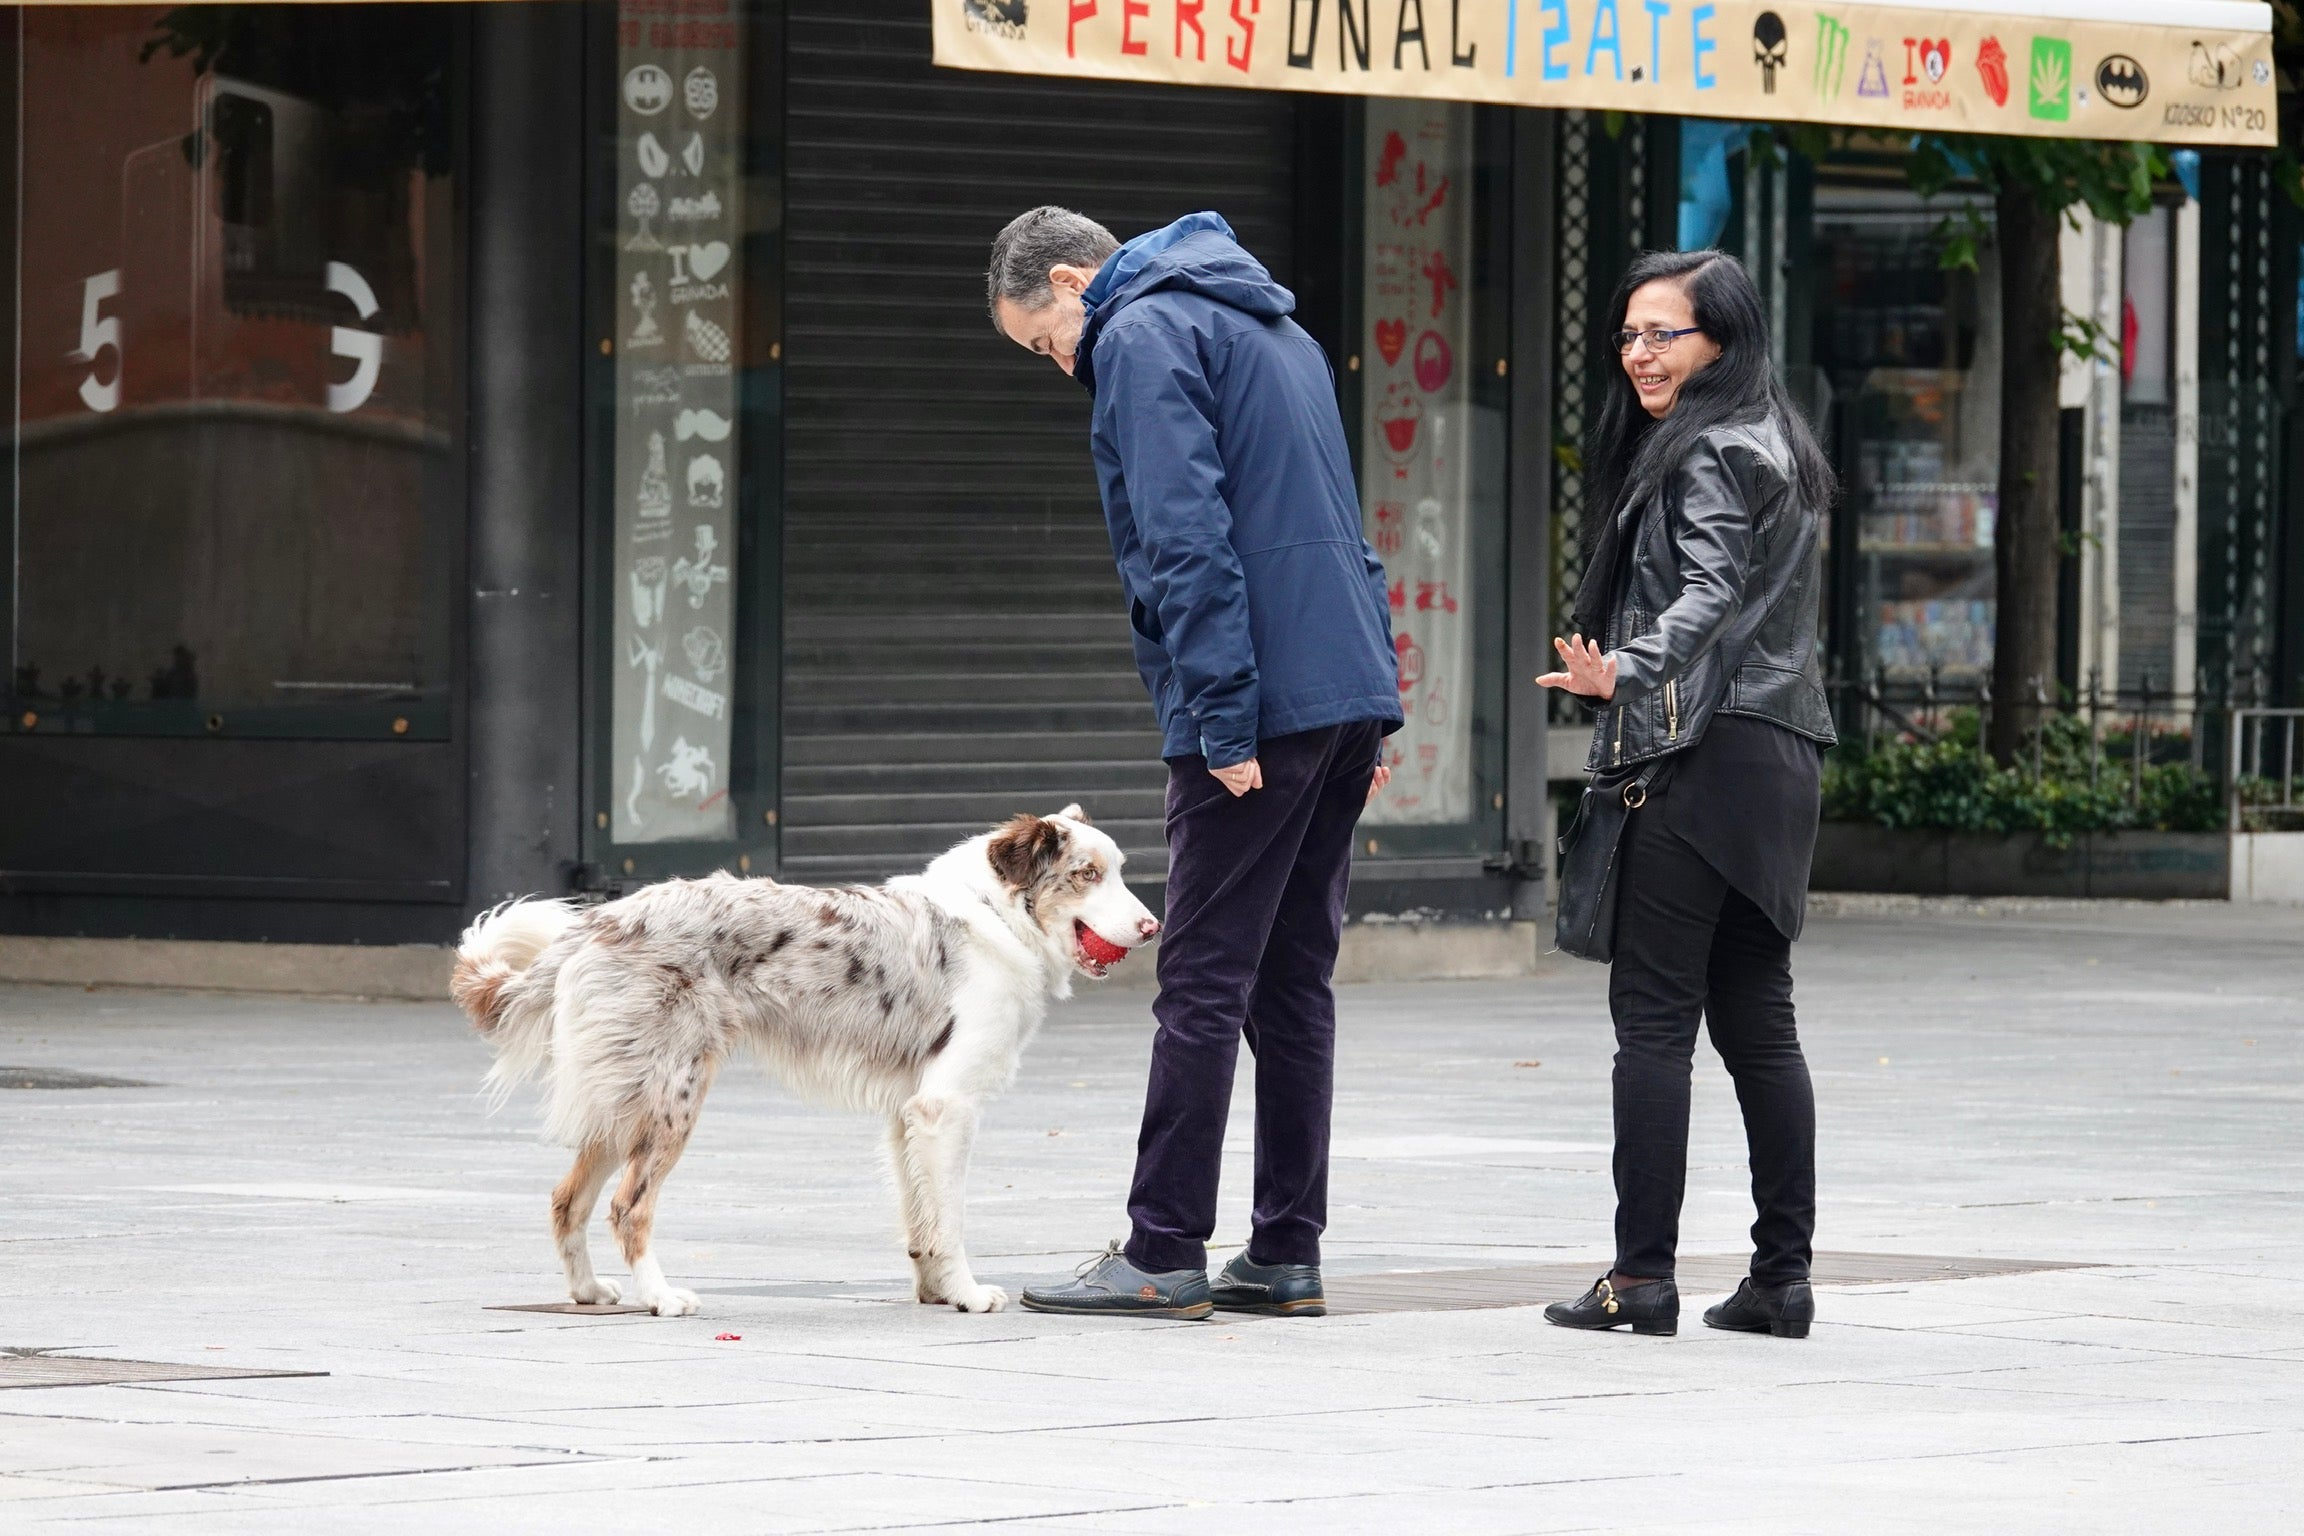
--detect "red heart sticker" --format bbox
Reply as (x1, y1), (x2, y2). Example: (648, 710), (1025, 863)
(1374, 318), (1408, 366)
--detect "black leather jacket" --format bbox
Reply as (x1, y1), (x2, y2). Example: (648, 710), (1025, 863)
(1585, 415), (1837, 772)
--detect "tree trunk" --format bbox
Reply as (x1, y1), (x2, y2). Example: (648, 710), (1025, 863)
(1989, 185), (2063, 765)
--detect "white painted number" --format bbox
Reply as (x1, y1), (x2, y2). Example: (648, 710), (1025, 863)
(325, 260), (382, 414)
(73, 270), (122, 413)
(73, 262), (384, 415)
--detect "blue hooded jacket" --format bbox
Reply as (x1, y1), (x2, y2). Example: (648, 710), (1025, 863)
(1076, 213), (1401, 768)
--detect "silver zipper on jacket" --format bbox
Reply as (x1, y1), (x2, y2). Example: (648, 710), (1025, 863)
(1665, 678), (1680, 742)
(1611, 607), (1631, 765)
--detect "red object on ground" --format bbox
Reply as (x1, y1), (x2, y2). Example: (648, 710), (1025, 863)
(714, 1333), (741, 1341)
(1076, 924), (1131, 967)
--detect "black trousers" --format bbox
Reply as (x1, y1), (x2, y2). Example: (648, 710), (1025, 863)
(1123, 720), (1383, 1274)
(1609, 798), (1816, 1286)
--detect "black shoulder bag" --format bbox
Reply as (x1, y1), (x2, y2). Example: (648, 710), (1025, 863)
(1553, 757), (1668, 964)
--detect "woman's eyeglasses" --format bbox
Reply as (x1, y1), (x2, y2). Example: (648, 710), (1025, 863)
(1612, 326), (1704, 354)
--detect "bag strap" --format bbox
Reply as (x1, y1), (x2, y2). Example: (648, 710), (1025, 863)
(1613, 756), (1668, 809)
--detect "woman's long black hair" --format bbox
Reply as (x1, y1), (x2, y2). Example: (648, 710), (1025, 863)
(1570, 249), (1836, 638)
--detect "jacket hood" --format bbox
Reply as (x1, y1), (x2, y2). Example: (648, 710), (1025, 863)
(1077, 212), (1296, 391)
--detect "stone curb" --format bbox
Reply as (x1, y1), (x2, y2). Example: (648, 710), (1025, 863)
(0, 920), (1564, 1001)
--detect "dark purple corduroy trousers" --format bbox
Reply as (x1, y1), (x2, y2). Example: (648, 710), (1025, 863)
(1123, 719), (1384, 1274)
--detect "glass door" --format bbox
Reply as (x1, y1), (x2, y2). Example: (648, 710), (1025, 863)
(1812, 183), (1999, 690)
(1353, 99), (1508, 855)
(586, 0), (780, 886)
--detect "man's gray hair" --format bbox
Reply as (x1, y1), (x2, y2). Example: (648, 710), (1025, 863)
(986, 206), (1120, 328)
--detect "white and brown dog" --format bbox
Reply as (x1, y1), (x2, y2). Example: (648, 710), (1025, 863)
(452, 806), (1156, 1316)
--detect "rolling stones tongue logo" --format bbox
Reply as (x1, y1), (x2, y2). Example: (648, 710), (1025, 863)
(1376, 384), (1422, 466)
(1976, 36), (2010, 106)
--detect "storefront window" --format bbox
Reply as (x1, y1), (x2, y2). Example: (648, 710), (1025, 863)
(4, 7), (458, 738)
(1812, 186), (1999, 683)
(1361, 100), (1476, 824)
(2118, 204), (2179, 693)
(607, 8), (746, 844)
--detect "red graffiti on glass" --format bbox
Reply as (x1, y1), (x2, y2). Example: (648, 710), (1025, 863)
(1395, 631), (1425, 692)
(1375, 129), (1407, 187)
(1420, 248), (1458, 317)
(1413, 329), (1454, 393)
(1414, 580), (1458, 615)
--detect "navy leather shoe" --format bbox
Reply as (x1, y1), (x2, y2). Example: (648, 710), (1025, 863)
(1019, 1241), (1213, 1319)
(1210, 1251), (1325, 1316)
(1703, 1277), (1815, 1338)
(1543, 1274), (1679, 1335)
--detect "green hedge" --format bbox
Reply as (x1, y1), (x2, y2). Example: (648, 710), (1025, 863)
(1822, 711), (2224, 843)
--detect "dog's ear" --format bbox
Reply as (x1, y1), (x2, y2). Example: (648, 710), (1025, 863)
(987, 814), (1066, 891)
(1054, 803), (1093, 826)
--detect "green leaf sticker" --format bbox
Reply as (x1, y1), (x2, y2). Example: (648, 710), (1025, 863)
(2028, 36), (2071, 121)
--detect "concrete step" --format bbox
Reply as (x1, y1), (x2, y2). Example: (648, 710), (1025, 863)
(781, 817), (1168, 861)
(782, 728), (1166, 768)
(787, 611), (1132, 644)
(777, 847), (1173, 886)
(784, 639), (1137, 672)
(782, 759), (1164, 795)
(785, 700), (1158, 736)
(783, 670), (1146, 705)
(783, 787), (1167, 829)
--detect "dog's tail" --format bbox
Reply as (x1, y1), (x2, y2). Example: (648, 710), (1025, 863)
(452, 898), (583, 1105)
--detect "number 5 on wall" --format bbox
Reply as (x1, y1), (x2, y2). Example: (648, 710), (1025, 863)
(72, 269), (122, 413)
(326, 260), (382, 414)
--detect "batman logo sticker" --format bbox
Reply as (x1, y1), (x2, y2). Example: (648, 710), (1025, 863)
(2095, 54), (2148, 109)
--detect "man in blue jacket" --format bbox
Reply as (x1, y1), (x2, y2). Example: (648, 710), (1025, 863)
(987, 207), (1400, 1319)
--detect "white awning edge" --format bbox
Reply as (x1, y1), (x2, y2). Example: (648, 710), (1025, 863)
(1841, 0), (2272, 33)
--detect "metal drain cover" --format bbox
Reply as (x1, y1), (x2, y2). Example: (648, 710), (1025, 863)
(0, 1351), (323, 1390)
(1322, 1251), (2095, 1316)
(0, 1066), (154, 1090)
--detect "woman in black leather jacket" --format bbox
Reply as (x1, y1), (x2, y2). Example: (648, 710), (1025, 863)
(1537, 250), (1838, 1341)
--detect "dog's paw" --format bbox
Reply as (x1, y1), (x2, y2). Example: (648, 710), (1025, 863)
(570, 1278), (623, 1305)
(642, 1288), (701, 1317)
(950, 1284), (1007, 1314)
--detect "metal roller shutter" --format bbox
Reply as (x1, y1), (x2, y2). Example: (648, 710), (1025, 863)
(781, 0), (1299, 884)
(2118, 404), (2178, 693)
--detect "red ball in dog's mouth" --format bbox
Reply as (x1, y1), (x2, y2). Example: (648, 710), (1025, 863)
(1073, 921), (1132, 976)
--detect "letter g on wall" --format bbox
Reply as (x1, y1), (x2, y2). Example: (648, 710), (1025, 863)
(326, 261), (383, 415)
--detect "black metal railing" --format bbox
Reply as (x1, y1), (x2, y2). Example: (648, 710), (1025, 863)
(1825, 663), (2304, 833)
(2229, 708), (2304, 833)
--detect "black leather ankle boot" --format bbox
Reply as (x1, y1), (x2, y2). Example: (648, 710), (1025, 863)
(1702, 1277), (1815, 1338)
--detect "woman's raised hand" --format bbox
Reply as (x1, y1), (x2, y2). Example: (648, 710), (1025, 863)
(1536, 634), (1618, 700)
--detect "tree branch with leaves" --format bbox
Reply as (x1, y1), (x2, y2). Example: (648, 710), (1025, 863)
(1903, 135), (2163, 764)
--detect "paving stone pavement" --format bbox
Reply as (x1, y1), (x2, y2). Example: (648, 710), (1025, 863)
(0, 898), (2298, 1533)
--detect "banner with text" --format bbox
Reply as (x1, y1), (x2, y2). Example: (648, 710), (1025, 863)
(933, 1), (2275, 147)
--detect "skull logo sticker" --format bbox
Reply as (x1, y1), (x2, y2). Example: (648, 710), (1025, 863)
(1752, 12), (1788, 94)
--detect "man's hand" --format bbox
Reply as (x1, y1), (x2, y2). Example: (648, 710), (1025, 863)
(1210, 758), (1263, 797)
(1535, 634), (1618, 700)
(1366, 763), (1392, 807)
